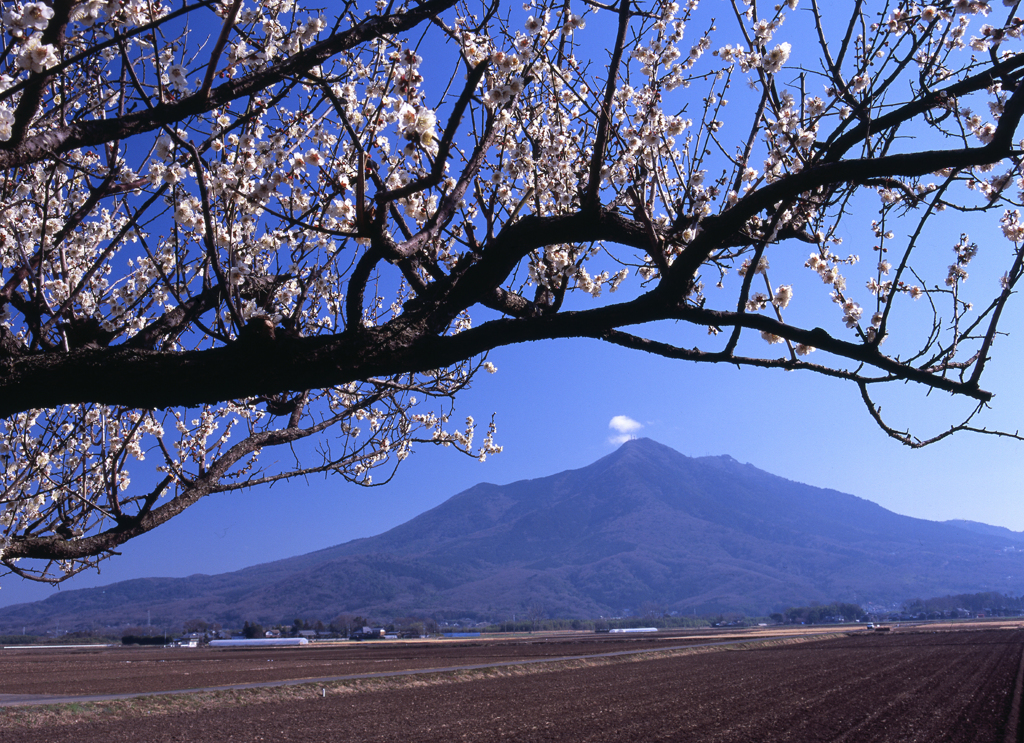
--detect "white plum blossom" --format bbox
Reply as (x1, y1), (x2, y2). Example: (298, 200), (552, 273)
(525, 13), (548, 34)
(0, 107), (12, 141)
(396, 102), (439, 149)
(746, 292), (769, 311)
(22, 3), (53, 30)
(976, 122), (997, 143)
(228, 265), (250, 285)
(772, 285), (793, 309)
(166, 64), (189, 92)
(738, 256), (769, 276)
(842, 301), (863, 328)
(946, 265), (968, 286)
(16, 35), (58, 73)
(762, 42), (791, 74)
(5, 2), (54, 31)
(1001, 210), (1024, 242)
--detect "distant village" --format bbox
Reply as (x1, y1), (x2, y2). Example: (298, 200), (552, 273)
(8, 591), (1019, 649)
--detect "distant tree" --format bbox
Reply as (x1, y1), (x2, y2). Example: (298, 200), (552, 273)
(122, 634), (164, 646)
(912, 591), (1024, 615)
(183, 618), (210, 634)
(527, 602), (546, 632)
(395, 615), (428, 636)
(3, 0), (1024, 585)
(818, 603), (863, 622)
(329, 614), (355, 637)
(904, 598), (926, 613)
(242, 620), (264, 639)
(0, 634), (39, 645)
(784, 602), (864, 624)
(640, 601), (664, 621)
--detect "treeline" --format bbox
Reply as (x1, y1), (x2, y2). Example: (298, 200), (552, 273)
(479, 615), (744, 633)
(903, 592), (1024, 616)
(190, 613), (743, 637)
(236, 615), (443, 638)
(770, 603), (864, 625)
(0, 629), (116, 644)
(0, 634), (42, 645)
(121, 635), (165, 645)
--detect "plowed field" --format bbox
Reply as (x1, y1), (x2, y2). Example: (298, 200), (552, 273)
(1, 628), (1020, 742)
(0, 631), (721, 696)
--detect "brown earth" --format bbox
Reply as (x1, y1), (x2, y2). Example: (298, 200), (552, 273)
(0, 631), (728, 696)
(0, 627), (1021, 742)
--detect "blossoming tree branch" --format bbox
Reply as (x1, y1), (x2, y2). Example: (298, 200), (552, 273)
(0, 0), (1022, 582)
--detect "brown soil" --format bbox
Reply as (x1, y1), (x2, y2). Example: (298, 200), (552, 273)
(0, 631), (720, 696)
(0, 628), (1020, 742)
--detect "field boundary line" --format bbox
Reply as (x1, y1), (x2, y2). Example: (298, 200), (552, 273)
(0, 631), (845, 711)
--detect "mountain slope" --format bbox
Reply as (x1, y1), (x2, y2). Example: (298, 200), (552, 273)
(0, 438), (1019, 630)
(945, 519), (1024, 543)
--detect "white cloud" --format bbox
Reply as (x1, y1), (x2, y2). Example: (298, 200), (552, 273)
(609, 415), (643, 433)
(608, 415), (643, 444)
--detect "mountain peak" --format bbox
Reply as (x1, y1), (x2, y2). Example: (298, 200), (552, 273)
(0, 439), (1019, 629)
(614, 436), (681, 456)
(618, 436), (658, 448)
(618, 439), (744, 469)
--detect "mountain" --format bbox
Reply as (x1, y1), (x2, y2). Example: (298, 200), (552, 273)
(944, 519), (1024, 543)
(0, 438), (1021, 630)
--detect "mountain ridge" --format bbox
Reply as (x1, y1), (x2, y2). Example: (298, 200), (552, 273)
(0, 438), (1018, 630)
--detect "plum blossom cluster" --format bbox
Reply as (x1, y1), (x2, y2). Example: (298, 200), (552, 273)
(946, 234), (978, 287)
(0, 406), (161, 566)
(1001, 210), (1024, 243)
(0, 0), (516, 581)
(430, 415), (503, 463)
(805, 250), (859, 293)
